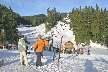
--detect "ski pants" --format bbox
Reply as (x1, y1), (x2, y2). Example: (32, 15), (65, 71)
(20, 51), (29, 66)
(36, 52), (42, 66)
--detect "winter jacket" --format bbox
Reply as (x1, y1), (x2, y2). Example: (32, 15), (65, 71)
(33, 39), (48, 52)
(43, 40), (49, 47)
(18, 38), (26, 52)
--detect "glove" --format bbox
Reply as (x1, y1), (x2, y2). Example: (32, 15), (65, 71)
(34, 48), (36, 51)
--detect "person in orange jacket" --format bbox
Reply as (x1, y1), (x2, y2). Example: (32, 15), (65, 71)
(33, 35), (48, 67)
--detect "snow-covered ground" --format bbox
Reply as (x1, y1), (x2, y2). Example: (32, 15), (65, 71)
(0, 49), (108, 72)
(0, 21), (108, 72)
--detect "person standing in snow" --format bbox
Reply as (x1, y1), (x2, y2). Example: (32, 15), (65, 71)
(87, 46), (90, 55)
(80, 48), (84, 54)
(18, 35), (30, 66)
(33, 35), (48, 67)
(74, 45), (78, 56)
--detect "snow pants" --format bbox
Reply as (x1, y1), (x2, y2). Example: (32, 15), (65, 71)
(20, 51), (29, 66)
(36, 52), (42, 66)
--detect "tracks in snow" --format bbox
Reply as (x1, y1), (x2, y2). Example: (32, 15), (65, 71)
(0, 53), (108, 72)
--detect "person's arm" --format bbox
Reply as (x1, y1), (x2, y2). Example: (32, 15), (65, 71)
(33, 40), (38, 49)
(22, 39), (26, 50)
(44, 40), (49, 47)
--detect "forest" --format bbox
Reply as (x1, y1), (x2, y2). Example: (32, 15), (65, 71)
(0, 4), (108, 47)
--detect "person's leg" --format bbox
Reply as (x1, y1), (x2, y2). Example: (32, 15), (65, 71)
(75, 50), (78, 56)
(64, 49), (66, 54)
(39, 52), (42, 66)
(68, 51), (71, 54)
(22, 51), (29, 66)
(36, 52), (42, 66)
(41, 53), (43, 58)
(36, 52), (39, 66)
(20, 52), (24, 65)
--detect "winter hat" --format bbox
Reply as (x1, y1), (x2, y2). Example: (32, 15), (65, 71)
(38, 35), (42, 39)
(20, 35), (24, 38)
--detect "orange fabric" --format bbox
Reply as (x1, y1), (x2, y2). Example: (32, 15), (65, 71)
(43, 40), (49, 46)
(60, 47), (63, 51)
(33, 40), (45, 52)
(68, 48), (71, 51)
(60, 48), (62, 51)
(33, 39), (49, 52)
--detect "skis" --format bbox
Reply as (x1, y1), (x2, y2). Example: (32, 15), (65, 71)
(57, 36), (63, 67)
